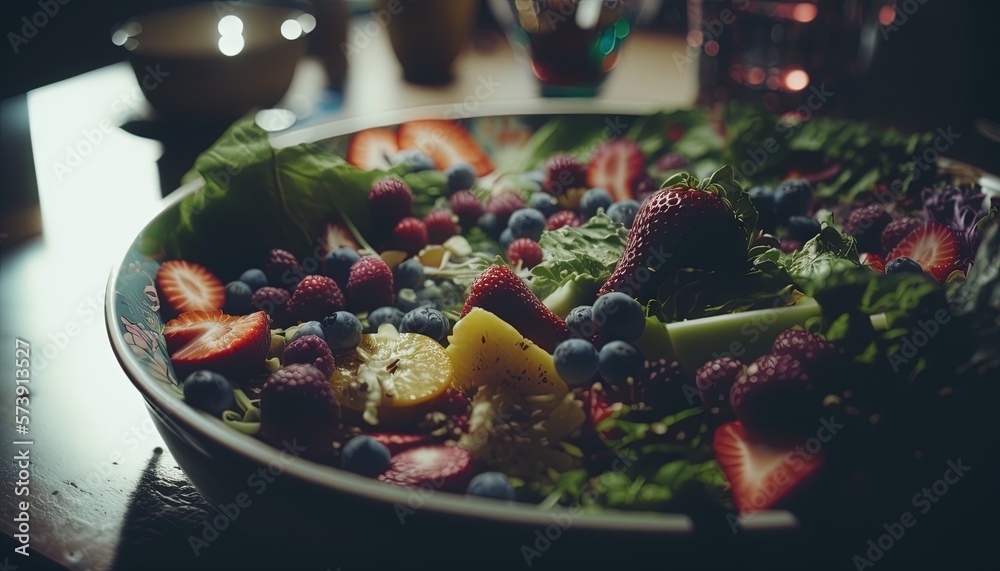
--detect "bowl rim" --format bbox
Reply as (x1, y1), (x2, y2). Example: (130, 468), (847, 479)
(105, 99), (996, 535)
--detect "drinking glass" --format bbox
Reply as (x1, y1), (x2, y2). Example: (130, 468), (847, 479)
(489, 0), (645, 97)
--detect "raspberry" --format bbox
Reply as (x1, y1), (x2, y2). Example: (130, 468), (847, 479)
(486, 191), (525, 225)
(282, 334), (336, 377)
(546, 210), (581, 231)
(506, 238), (543, 269)
(637, 357), (692, 412)
(730, 353), (813, 431)
(844, 204), (892, 253)
(543, 154), (586, 196)
(881, 216), (923, 253)
(424, 210), (458, 244)
(771, 329), (838, 363)
(260, 364), (341, 459)
(391, 217), (428, 255)
(695, 357), (742, 414)
(251, 286), (290, 324)
(369, 177), (414, 228)
(346, 256), (394, 312)
(449, 191), (484, 228)
(285, 275), (345, 323)
(264, 249), (303, 288)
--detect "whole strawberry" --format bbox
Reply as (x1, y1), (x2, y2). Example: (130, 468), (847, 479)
(598, 168), (752, 303)
(771, 329), (838, 362)
(286, 275), (345, 323)
(260, 364), (341, 459)
(461, 265), (569, 353)
(346, 256), (394, 312)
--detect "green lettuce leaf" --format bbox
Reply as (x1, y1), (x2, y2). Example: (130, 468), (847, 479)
(779, 224), (860, 288)
(528, 213), (628, 314)
(141, 117), (449, 277)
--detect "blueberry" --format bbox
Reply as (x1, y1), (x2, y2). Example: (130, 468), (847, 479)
(566, 306), (597, 339)
(239, 268), (268, 291)
(290, 320), (325, 342)
(466, 471), (516, 501)
(786, 215), (821, 242)
(393, 258), (425, 291)
(580, 188), (613, 220)
(182, 370), (235, 417)
(340, 435), (392, 478)
(748, 186), (777, 233)
(774, 179), (814, 221)
(885, 256), (924, 275)
(499, 228), (515, 251)
(529, 193), (560, 218)
(368, 306), (405, 332)
(400, 306), (450, 343)
(391, 149), (437, 172)
(598, 341), (644, 388)
(445, 162), (477, 193)
(592, 292), (646, 342)
(508, 208), (547, 242)
(224, 281), (253, 314)
(553, 339), (600, 387)
(606, 200), (641, 229)
(322, 312), (363, 350)
(477, 212), (504, 239)
(394, 290), (422, 313)
(324, 247), (361, 288)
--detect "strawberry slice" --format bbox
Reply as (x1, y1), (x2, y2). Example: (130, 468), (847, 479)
(713, 421), (823, 514)
(346, 128), (398, 171)
(859, 252), (885, 273)
(461, 265), (570, 353)
(156, 260), (224, 313)
(377, 445), (473, 491)
(163, 310), (271, 377)
(886, 222), (959, 282)
(586, 140), (645, 202)
(397, 120), (494, 176)
(368, 433), (435, 455)
(317, 216), (361, 257)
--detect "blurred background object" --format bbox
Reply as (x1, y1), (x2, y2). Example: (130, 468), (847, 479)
(489, 0), (646, 96)
(376, 0), (477, 85)
(111, 2), (313, 122)
(689, 0), (887, 113)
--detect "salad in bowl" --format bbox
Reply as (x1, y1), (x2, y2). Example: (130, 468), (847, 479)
(108, 101), (1000, 566)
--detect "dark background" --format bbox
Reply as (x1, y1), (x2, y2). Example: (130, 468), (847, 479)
(1, 0), (998, 167)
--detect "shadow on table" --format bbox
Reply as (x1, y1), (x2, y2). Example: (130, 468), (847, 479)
(109, 449), (338, 571)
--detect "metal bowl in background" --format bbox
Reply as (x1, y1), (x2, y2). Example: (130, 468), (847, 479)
(111, 3), (313, 122)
